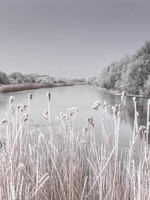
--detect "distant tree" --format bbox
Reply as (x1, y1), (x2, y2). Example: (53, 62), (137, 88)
(135, 40), (150, 58)
(121, 59), (150, 94)
(97, 55), (131, 90)
(9, 72), (24, 83)
(87, 77), (97, 85)
(97, 62), (118, 89)
(0, 71), (10, 85)
(35, 76), (53, 86)
(56, 78), (67, 84)
(27, 74), (39, 83)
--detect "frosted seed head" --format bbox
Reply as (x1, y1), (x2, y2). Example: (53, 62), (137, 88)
(9, 96), (15, 104)
(28, 93), (32, 100)
(22, 113), (28, 121)
(121, 91), (126, 105)
(20, 106), (24, 112)
(43, 114), (48, 120)
(104, 101), (107, 107)
(17, 103), (22, 109)
(83, 125), (89, 133)
(122, 91), (126, 96)
(44, 110), (48, 115)
(62, 114), (66, 119)
(112, 106), (115, 111)
(75, 107), (80, 112)
(119, 104), (123, 110)
(115, 104), (119, 109)
(46, 92), (51, 101)
(139, 126), (147, 138)
(43, 109), (48, 120)
(24, 104), (28, 109)
(133, 97), (136, 102)
(18, 163), (25, 171)
(92, 101), (100, 110)
(0, 119), (8, 125)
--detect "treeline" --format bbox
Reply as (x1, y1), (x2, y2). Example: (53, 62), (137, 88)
(88, 40), (150, 95)
(0, 72), (86, 86)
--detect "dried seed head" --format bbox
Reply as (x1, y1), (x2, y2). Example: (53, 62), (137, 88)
(139, 126), (147, 139)
(83, 125), (89, 134)
(133, 97), (136, 102)
(75, 107), (80, 112)
(0, 119), (8, 125)
(104, 101), (107, 107)
(86, 116), (94, 127)
(139, 126), (146, 133)
(46, 92), (51, 101)
(92, 101), (100, 110)
(43, 114), (48, 120)
(44, 110), (48, 115)
(22, 113), (28, 121)
(133, 97), (139, 116)
(24, 104), (28, 110)
(20, 106), (24, 112)
(9, 96), (15, 104)
(121, 91), (126, 105)
(112, 106), (117, 116)
(17, 103), (22, 109)
(18, 163), (25, 171)
(28, 93), (32, 100)
(43, 110), (48, 120)
(119, 103), (123, 110)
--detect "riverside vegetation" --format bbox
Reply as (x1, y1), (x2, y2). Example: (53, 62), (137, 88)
(0, 91), (150, 199)
(88, 40), (150, 96)
(0, 72), (86, 93)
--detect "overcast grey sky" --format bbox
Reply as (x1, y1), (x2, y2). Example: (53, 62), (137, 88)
(0, 0), (150, 78)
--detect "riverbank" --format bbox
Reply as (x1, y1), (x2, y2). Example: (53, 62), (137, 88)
(96, 86), (147, 98)
(0, 82), (74, 93)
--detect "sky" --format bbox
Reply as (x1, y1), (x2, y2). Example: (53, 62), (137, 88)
(0, 0), (150, 78)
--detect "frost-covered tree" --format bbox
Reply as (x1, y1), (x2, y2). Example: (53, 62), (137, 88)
(0, 71), (10, 85)
(9, 72), (24, 83)
(35, 76), (53, 86)
(121, 58), (150, 94)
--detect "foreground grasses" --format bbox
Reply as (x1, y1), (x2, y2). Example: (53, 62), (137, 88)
(0, 92), (150, 200)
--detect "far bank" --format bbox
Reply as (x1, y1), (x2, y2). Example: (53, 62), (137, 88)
(0, 82), (74, 93)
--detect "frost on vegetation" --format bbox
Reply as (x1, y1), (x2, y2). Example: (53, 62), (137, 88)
(0, 92), (150, 199)
(9, 96), (15, 104)
(121, 91), (126, 106)
(43, 110), (48, 120)
(0, 119), (7, 125)
(28, 93), (32, 100)
(92, 101), (100, 110)
(46, 92), (51, 101)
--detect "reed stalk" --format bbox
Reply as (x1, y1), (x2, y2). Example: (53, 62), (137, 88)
(0, 92), (149, 199)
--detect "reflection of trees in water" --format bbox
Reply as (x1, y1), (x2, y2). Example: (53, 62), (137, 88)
(126, 97), (148, 128)
(99, 91), (148, 131)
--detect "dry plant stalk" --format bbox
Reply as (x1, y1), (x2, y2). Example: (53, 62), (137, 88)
(0, 92), (149, 199)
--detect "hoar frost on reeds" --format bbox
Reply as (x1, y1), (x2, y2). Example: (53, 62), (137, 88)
(0, 91), (150, 199)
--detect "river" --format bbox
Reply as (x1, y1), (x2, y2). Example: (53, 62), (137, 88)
(0, 85), (148, 148)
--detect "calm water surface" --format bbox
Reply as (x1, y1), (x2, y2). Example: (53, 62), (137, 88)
(0, 85), (148, 148)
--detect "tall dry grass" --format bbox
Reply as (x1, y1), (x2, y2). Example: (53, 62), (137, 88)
(0, 83), (51, 93)
(0, 91), (150, 199)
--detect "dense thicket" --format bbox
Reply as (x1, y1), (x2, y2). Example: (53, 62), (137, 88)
(0, 72), (86, 86)
(88, 40), (150, 95)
